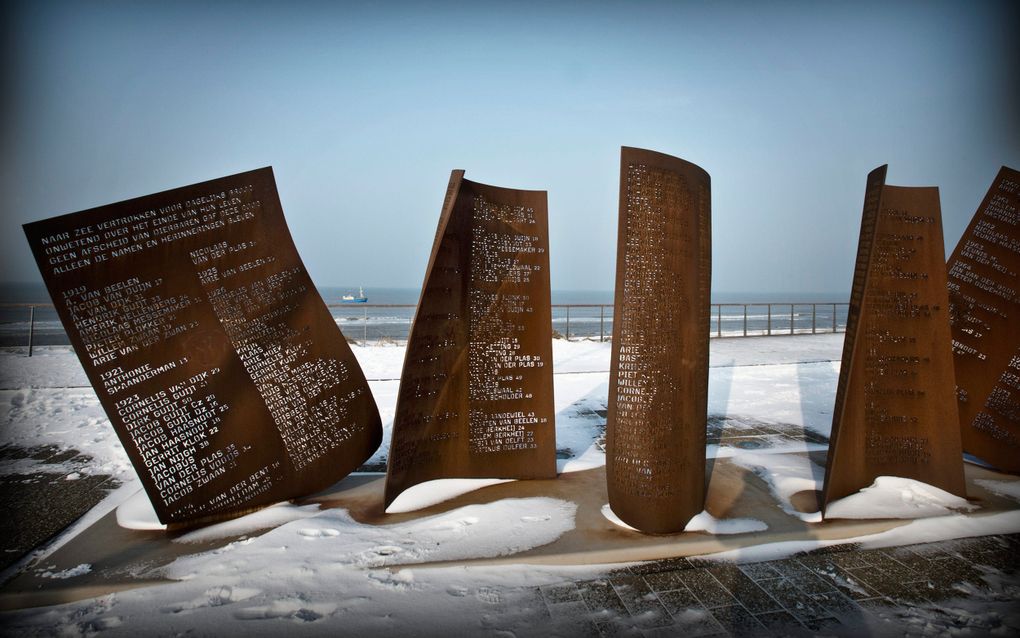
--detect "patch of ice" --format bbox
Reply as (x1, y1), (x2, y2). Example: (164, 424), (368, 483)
(385, 478), (514, 514)
(729, 451), (823, 522)
(39, 563), (91, 579)
(975, 479), (1020, 503)
(825, 476), (978, 520)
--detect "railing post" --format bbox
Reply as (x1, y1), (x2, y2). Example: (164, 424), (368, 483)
(743, 304), (747, 336)
(790, 304), (794, 335)
(812, 304), (817, 334)
(363, 305), (368, 342)
(599, 305), (605, 342)
(28, 306), (35, 357)
(832, 303), (837, 332)
(565, 306), (570, 341)
(767, 304), (772, 335)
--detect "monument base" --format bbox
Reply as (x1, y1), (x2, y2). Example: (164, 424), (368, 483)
(2, 455), (1017, 611)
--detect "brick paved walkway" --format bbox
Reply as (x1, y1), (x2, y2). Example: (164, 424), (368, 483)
(0, 445), (118, 572)
(534, 534), (1020, 636)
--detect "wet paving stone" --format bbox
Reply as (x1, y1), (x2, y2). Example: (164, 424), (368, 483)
(709, 604), (765, 637)
(777, 559), (837, 595)
(541, 582), (583, 605)
(677, 568), (737, 608)
(707, 564), (783, 614)
(802, 615), (843, 633)
(655, 586), (701, 616)
(628, 556), (694, 575)
(642, 569), (688, 593)
(796, 555), (882, 600)
(755, 577), (830, 621)
(609, 575), (672, 628)
(577, 579), (630, 621)
(737, 561), (782, 581)
(952, 535), (1020, 573)
(544, 600), (598, 635)
(0, 470), (117, 571)
(754, 610), (804, 632)
(809, 590), (868, 620)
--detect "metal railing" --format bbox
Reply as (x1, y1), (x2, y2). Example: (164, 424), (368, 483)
(2, 301), (849, 355)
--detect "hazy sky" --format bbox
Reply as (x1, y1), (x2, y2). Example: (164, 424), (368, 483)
(2, 0), (1017, 295)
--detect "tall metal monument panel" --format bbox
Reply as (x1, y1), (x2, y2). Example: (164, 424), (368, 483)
(23, 168), (382, 525)
(384, 171), (556, 507)
(605, 147), (711, 534)
(947, 166), (1020, 472)
(822, 167), (965, 512)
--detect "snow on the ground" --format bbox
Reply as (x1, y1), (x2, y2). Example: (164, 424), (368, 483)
(684, 510), (768, 534)
(975, 479), (1020, 503)
(4, 334), (1020, 636)
(699, 510), (1020, 565)
(825, 476), (979, 520)
(600, 505), (767, 535)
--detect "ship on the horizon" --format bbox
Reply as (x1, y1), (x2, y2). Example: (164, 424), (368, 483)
(341, 286), (368, 303)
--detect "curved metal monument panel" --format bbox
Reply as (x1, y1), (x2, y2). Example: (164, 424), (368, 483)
(947, 166), (1020, 472)
(384, 172), (556, 507)
(23, 168), (382, 525)
(823, 168), (965, 512)
(606, 147), (711, 534)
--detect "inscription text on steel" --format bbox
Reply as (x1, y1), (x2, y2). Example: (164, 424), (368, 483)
(23, 168), (382, 525)
(384, 171), (556, 507)
(606, 147), (711, 534)
(823, 166), (965, 512)
(947, 166), (1020, 472)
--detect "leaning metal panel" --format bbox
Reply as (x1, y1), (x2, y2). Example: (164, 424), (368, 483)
(384, 171), (556, 507)
(822, 168), (965, 512)
(23, 168), (381, 525)
(947, 166), (1020, 472)
(605, 147), (711, 534)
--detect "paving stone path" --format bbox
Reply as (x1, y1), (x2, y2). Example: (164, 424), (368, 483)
(533, 534), (1020, 636)
(0, 446), (118, 572)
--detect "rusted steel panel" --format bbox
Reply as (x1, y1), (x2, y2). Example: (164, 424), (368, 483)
(823, 167), (965, 512)
(947, 166), (1020, 473)
(23, 168), (381, 525)
(606, 147), (711, 534)
(384, 172), (556, 508)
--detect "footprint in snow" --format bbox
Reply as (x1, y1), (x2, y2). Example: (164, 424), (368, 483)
(297, 528), (340, 538)
(371, 546), (403, 556)
(431, 516), (479, 531)
(447, 585), (469, 597)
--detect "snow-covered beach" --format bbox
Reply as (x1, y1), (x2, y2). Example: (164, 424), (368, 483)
(1, 334), (1018, 636)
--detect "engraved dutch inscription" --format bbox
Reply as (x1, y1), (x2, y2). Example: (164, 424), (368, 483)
(823, 166), (965, 512)
(384, 171), (555, 507)
(606, 147), (711, 534)
(24, 168), (382, 525)
(947, 166), (1020, 472)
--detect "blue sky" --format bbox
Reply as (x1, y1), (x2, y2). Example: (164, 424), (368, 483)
(2, 0), (1017, 294)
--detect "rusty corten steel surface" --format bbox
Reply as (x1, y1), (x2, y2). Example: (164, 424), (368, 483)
(23, 168), (381, 525)
(605, 147), (711, 534)
(947, 166), (1020, 473)
(384, 171), (556, 508)
(822, 166), (965, 513)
